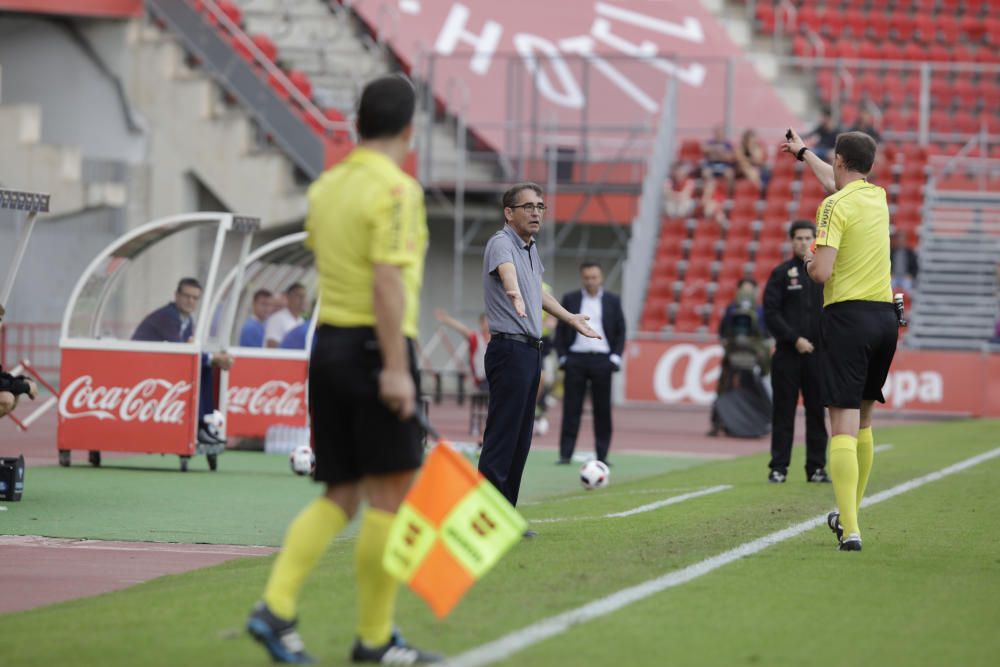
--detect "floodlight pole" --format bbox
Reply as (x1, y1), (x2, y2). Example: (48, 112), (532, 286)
(0, 189), (51, 309)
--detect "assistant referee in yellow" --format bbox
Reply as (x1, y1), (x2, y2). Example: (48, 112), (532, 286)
(247, 75), (442, 663)
(781, 128), (898, 553)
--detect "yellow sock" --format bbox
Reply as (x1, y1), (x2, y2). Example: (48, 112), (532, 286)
(355, 508), (399, 647)
(264, 497), (347, 620)
(830, 435), (860, 537)
(856, 427), (874, 509)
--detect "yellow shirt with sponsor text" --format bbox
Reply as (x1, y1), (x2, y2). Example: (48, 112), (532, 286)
(304, 147), (427, 338)
(814, 179), (893, 307)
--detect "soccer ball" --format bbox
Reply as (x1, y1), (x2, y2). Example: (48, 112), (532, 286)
(579, 460), (610, 490)
(289, 445), (315, 476)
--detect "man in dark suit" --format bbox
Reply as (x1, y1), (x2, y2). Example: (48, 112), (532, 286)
(132, 277), (233, 445)
(554, 261), (626, 465)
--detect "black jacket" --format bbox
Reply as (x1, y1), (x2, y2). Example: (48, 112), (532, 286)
(554, 290), (626, 360)
(0, 366), (32, 396)
(763, 256), (824, 350)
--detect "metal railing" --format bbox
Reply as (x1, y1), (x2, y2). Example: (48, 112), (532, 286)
(146, 0), (353, 179)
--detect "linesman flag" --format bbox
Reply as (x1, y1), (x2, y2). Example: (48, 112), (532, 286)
(383, 443), (527, 618)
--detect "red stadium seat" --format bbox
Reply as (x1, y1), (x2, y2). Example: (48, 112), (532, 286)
(679, 139), (703, 162)
(233, 33), (277, 65)
(726, 225), (753, 247)
(691, 218), (723, 241)
(684, 260), (713, 282)
(657, 236), (684, 261)
(674, 304), (707, 332)
(687, 237), (718, 262)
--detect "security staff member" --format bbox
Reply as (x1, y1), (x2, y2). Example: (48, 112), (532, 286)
(763, 220), (828, 484)
(782, 128), (898, 553)
(480, 182), (599, 519)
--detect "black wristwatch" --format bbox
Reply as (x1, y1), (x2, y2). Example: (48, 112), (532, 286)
(796, 147), (809, 162)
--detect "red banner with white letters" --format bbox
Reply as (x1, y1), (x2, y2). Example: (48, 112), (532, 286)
(0, 0), (142, 17)
(225, 355), (309, 437)
(58, 347), (200, 454)
(624, 340), (1000, 417)
(351, 0), (799, 152)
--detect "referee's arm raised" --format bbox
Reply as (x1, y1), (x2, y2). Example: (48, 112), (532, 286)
(782, 128), (836, 194)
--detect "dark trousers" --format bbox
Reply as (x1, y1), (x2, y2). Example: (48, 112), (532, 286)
(478, 338), (541, 506)
(199, 364), (214, 423)
(769, 347), (828, 475)
(559, 352), (613, 463)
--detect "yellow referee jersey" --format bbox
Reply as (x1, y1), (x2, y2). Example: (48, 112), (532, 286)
(814, 179), (893, 307)
(304, 147), (428, 338)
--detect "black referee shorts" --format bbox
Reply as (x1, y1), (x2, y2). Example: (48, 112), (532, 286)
(308, 325), (423, 484)
(820, 301), (898, 409)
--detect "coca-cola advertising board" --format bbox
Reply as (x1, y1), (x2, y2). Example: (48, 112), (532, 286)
(58, 347), (201, 454)
(226, 355), (308, 437)
(625, 340), (1000, 417)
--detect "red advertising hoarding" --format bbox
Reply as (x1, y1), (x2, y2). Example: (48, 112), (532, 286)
(625, 340), (1000, 417)
(58, 347), (200, 454)
(225, 355), (309, 437)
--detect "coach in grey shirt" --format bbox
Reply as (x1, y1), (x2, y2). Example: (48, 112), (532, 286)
(479, 182), (599, 521)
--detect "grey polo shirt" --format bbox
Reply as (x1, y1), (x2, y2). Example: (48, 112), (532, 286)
(483, 224), (544, 339)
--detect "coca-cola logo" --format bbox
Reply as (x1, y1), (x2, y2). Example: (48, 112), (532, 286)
(652, 344), (723, 405)
(59, 375), (192, 424)
(227, 380), (306, 417)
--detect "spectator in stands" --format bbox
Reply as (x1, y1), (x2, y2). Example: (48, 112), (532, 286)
(239, 288), (274, 347)
(264, 282), (306, 348)
(132, 277), (233, 445)
(700, 126), (737, 224)
(0, 304), (38, 419)
(851, 108), (882, 144)
(889, 229), (919, 291)
(735, 129), (771, 192)
(434, 308), (490, 391)
(701, 125), (737, 187)
(805, 108), (840, 162)
(663, 161), (697, 218)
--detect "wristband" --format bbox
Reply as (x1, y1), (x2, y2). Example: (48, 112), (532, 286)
(796, 147), (809, 162)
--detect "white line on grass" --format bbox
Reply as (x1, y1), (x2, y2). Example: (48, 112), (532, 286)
(874, 444), (894, 453)
(605, 485), (732, 518)
(451, 446), (1000, 667)
(530, 485), (731, 524)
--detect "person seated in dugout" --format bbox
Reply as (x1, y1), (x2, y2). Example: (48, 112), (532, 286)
(132, 277), (233, 445)
(0, 304), (39, 419)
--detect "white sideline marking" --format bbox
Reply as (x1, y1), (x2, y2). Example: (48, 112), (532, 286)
(605, 485), (732, 518)
(874, 444), (894, 453)
(451, 447), (1000, 667)
(530, 485), (731, 524)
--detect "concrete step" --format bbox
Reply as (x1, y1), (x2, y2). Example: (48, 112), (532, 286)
(0, 105), (125, 216)
(126, 24), (307, 225)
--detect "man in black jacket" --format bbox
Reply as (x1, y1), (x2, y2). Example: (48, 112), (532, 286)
(763, 221), (829, 483)
(554, 262), (626, 465)
(0, 304), (38, 418)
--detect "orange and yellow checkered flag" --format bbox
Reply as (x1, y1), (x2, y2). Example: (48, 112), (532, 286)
(383, 443), (527, 618)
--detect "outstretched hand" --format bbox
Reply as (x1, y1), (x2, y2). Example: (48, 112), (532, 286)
(507, 291), (527, 318)
(569, 313), (601, 339)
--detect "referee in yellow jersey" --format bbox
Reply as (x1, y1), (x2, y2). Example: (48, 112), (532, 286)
(781, 129), (898, 553)
(247, 76), (442, 664)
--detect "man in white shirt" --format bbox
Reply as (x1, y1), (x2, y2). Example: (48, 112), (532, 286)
(264, 282), (306, 348)
(554, 262), (626, 465)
